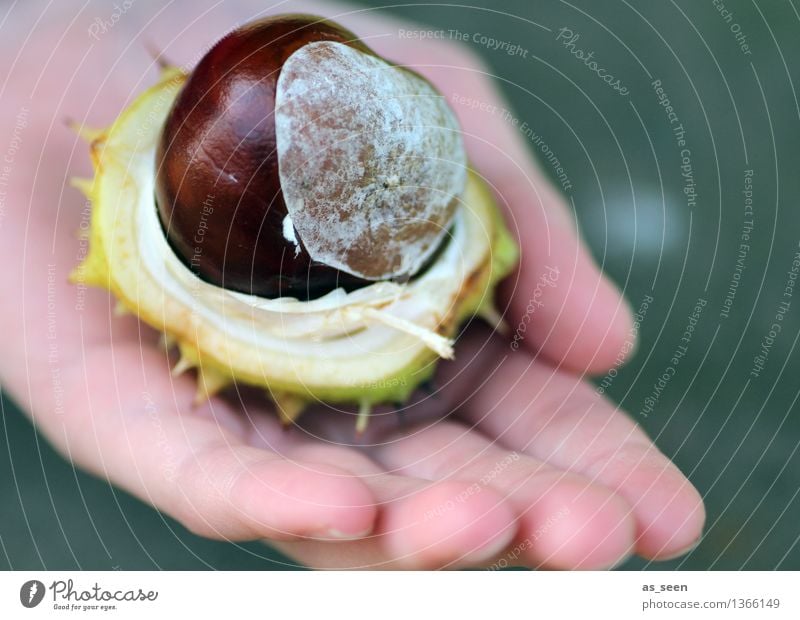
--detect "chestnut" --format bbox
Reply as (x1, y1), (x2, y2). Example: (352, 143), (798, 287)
(155, 14), (466, 300)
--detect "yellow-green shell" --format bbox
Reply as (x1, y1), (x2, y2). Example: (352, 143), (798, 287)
(71, 67), (519, 421)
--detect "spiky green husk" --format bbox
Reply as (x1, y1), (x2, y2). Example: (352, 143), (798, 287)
(70, 68), (519, 423)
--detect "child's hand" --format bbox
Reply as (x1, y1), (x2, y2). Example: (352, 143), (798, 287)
(0, 0), (704, 569)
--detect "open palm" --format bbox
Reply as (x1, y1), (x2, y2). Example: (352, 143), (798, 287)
(0, 0), (703, 569)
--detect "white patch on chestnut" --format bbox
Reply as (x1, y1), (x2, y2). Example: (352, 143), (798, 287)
(275, 41), (466, 281)
(282, 213), (301, 256)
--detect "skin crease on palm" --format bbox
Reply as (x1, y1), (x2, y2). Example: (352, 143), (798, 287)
(0, 0), (705, 569)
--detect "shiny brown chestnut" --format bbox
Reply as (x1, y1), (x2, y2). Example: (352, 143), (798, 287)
(155, 15), (370, 299)
(155, 14), (466, 300)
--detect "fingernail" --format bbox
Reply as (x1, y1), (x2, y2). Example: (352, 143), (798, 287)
(655, 536), (702, 561)
(615, 296), (638, 353)
(324, 526), (373, 541)
(601, 544), (635, 571)
(464, 528), (516, 565)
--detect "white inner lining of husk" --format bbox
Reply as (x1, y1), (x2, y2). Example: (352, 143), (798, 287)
(135, 149), (477, 360)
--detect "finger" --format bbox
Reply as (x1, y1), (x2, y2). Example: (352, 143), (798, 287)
(464, 90), (634, 376)
(373, 421), (635, 570)
(274, 479), (518, 570)
(28, 342), (376, 542)
(28, 335), (518, 567)
(446, 332), (705, 561)
(279, 442), (518, 569)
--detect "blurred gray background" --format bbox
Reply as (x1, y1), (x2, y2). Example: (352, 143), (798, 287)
(2, 0), (799, 570)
